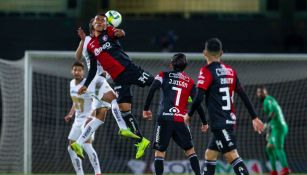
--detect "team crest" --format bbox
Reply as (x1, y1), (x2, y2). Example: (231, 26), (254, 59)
(103, 35), (108, 41)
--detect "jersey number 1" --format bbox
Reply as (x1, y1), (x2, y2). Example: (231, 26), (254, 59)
(172, 87), (182, 106)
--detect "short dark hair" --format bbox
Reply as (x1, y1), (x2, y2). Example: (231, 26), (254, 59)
(171, 53), (188, 71)
(205, 38), (222, 53)
(72, 61), (84, 69)
(96, 13), (107, 17)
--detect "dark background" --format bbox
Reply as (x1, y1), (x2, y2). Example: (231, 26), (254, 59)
(0, 0), (306, 60)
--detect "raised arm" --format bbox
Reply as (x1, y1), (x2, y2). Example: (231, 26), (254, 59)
(78, 54), (97, 95)
(75, 27), (86, 61)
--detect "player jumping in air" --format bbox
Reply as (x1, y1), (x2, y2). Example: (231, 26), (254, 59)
(70, 19), (140, 159)
(143, 53), (209, 175)
(185, 38), (264, 175)
(73, 13), (154, 159)
(257, 87), (290, 175)
(64, 62), (101, 175)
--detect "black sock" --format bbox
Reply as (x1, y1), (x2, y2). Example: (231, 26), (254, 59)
(231, 157), (249, 175)
(154, 157), (164, 175)
(203, 159), (216, 175)
(121, 111), (143, 142)
(188, 153), (201, 175)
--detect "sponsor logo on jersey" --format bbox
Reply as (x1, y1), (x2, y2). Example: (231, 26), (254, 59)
(169, 72), (190, 82)
(216, 67), (233, 76)
(93, 42), (112, 56)
(103, 35), (108, 41)
(162, 107), (183, 117)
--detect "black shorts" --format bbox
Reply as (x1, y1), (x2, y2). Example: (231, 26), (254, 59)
(114, 63), (154, 103)
(153, 119), (194, 152)
(207, 129), (237, 154)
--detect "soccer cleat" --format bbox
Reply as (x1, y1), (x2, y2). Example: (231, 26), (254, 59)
(118, 129), (141, 139)
(71, 142), (84, 159)
(135, 137), (150, 159)
(280, 167), (291, 175)
(270, 170), (278, 175)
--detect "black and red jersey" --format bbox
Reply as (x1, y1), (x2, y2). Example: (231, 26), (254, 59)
(197, 62), (240, 129)
(145, 71), (196, 122)
(86, 26), (131, 80)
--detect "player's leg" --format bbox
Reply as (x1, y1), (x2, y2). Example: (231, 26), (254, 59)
(202, 133), (220, 175)
(67, 124), (84, 175)
(114, 84), (150, 159)
(216, 129), (249, 175)
(153, 120), (172, 175)
(71, 108), (108, 159)
(266, 143), (277, 175)
(274, 126), (290, 175)
(173, 122), (201, 175)
(100, 89), (139, 139)
(83, 134), (101, 175)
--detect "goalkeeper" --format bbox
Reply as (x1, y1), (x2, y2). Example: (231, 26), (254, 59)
(257, 87), (290, 175)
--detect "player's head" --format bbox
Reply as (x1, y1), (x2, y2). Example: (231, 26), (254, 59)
(170, 53), (188, 72)
(89, 18), (95, 35)
(71, 61), (84, 81)
(257, 86), (268, 101)
(93, 13), (107, 32)
(204, 38), (223, 62)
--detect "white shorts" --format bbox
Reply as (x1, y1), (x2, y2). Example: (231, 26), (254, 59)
(68, 120), (95, 141)
(91, 76), (115, 110)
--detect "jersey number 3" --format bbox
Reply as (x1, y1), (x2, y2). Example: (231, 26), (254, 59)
(219, 87), (231, 110)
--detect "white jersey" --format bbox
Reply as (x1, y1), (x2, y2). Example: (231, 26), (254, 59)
(83, 36), (104, 76)
(70, 78), (96, 124)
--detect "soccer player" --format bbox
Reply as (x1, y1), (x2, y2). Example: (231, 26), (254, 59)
(143, 53), (209, 175)
(257, 87), (290, 175)
(77, 13), (154, 159)
(75, 20), (138, 138)
(71, 19), (140, 159)
(185, 38), (264, 175)
(64, 61), (101, 175)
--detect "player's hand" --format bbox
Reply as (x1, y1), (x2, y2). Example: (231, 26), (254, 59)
(143, 110), (152, 120)
(252, 117), (264, 134)
(201, 124), (209, 133)
(77, 27), (86, 41)
(64, 114), (72, 123)
(78, 86), (87, 95)
(114, 29), (125, 38)
(183, 114), (190, 125)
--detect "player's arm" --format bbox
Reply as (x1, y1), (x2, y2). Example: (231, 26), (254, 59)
(64, 105), (75, 123)
(107, 26), (125, 38)
(78, 53), (97, 95)
(190, 84), (208, 125)
(75, 27), (86, 61)
(235, 76), (264, 133)
(143, 73), (163, 120)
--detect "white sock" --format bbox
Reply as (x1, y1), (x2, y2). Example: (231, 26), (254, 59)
(76, 118), (104, 146)
(84, 143), (101, 174)
(67, 146), (84, 175)
(111, 99), (128, 130)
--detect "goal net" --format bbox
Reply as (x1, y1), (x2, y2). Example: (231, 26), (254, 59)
(0, 51), (306, 174)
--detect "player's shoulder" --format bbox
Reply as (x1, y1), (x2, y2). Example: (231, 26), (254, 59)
(84, 36), (92, 45)
(70, 79), (75, 87)
(181, 71), (194, 83)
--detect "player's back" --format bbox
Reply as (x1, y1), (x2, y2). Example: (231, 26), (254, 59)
(198, 62), (238, 130)
(157, 71), (194, 122)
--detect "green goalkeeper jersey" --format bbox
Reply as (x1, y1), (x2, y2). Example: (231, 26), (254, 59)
(263, 95), (288, 129)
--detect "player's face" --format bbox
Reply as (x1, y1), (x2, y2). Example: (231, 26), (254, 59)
(71, 66), (84, 80)
(93, 15), (107, 32)
(256, 88), (265, 101)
